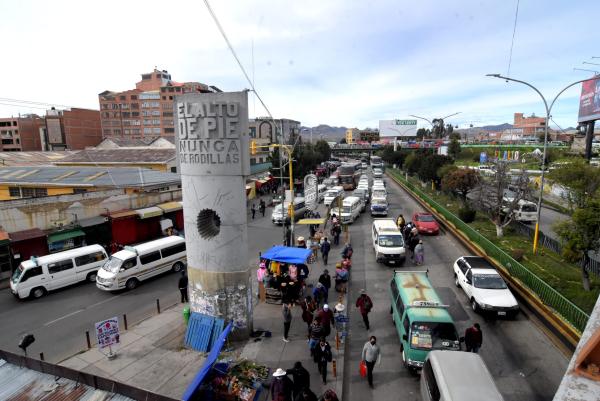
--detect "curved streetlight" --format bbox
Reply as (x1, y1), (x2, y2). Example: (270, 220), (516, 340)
(485, 73), (600, 254)
(409, 112), (462, 139)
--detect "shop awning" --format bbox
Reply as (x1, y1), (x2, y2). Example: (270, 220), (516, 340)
(48, 229), (86, 244)
(9, 228), (46, 243)
(108, 209), (137, 220)
(261, 245), (312, 264)
(182, 322), (233, 401)
(297, 218), (327, 225)
(79, 216), (108, 228)
(135, 206), (163, 219)
(158, 201), (183, 213)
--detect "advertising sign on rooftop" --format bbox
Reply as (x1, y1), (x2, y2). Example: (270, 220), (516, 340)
(379, 119), (418, 137)
(578, 77), (600, 123)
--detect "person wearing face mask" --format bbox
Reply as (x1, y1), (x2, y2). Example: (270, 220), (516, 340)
(361, 336), (381, 388)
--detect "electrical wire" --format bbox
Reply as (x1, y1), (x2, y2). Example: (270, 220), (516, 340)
(0, 97), (72, 109)
(506, 0), (520, 77)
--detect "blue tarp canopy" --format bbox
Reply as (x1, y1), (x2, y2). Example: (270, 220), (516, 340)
(182, 322), (233, 401)
(261, 245), (312, 264)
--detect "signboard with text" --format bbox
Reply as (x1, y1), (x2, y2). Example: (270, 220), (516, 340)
(95, 317), (120, 349)
(175, 92), (250, 176)
(578, 77), (600, 123)
(304, 174), (318, 211)
(379, 119), (418, 137)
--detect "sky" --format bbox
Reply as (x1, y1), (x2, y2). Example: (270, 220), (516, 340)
(1, 0), (599, 130)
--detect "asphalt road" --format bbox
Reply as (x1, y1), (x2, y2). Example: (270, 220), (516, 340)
(342, 172), (569, 401)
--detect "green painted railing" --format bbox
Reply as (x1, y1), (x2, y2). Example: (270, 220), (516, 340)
(388, 169), (589, 333)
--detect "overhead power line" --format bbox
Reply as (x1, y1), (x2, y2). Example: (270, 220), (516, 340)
(506, 0), (520, 77)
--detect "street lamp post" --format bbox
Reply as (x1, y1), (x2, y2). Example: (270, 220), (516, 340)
(486, 73), (600, 254)
(302, 127), (313, 144)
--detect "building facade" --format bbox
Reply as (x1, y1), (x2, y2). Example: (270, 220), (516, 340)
(514, 112), (546, 136)
(345, 128), (358, 144)
(98, 68), (215, 141)
(248, 117), (300, 172)
(359, 128), (379, 142)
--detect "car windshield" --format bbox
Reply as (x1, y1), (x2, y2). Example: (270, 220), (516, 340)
(379, 235), (403, 247)
(372, 199), (387, 206)
(373, 191), (386, 198)
(325, 191), (337, 198)
(11, 265), (24, 283)
(340, 176), (353, 184)
(473, 274), (507, 289)
(342, 206), (352, 213)
(102, 256), (124, 273)
(521, 204), (537, 212)
(353, 191), (364, 197)
(417, 215), (435, 222)
(410, 322), (458, 350)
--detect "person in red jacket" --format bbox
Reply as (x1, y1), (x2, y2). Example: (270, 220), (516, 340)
(464, 323), (483, 353)
(355, 290), (373, 330)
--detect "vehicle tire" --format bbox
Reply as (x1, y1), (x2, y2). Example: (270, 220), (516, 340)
(87, 271), (98, 282)
(172, 262), (184, 273)
(471, 298), (479, 313)
(454, 274), (460, 287)
(126, 278), (139, 290)
(31, 287), (46, 299)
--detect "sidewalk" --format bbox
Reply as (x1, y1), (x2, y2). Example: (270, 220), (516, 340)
(59, 238), (348, 400)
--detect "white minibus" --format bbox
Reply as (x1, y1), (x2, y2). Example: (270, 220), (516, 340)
(10, 245), (108, 299)
(96, 236), (186, 291)
(372, 219), (405, 265)
(329, 196), (362, 224)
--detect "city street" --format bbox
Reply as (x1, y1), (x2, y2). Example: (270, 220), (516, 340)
(0, 171), (569, 401)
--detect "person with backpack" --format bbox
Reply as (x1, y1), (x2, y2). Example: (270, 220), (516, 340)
(355, 290), (373, 330)
(313, 338), (333, 384)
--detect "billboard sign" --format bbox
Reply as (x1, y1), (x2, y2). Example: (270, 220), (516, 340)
(578, 77), (600, 123)
(95, 317), (120, 349)
(379, 119), (418, 137)
(303, 174), (318, 211)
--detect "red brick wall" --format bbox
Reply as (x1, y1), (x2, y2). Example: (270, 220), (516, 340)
(62, 108), (102, 149)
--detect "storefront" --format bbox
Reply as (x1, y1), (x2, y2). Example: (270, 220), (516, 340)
(107, 209), (138, 247)
(134, 206), (163, 243)
(0, 231), (11, 281)
(79, 216), (111, 249)
(157, 201), (184, 231)
(47, 228), (86, 253)
(8, 228), (48, 269)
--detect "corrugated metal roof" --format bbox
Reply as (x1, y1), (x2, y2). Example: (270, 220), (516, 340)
(0, 151), (76, 167)
(0, 166), (180, 189)
(0, 359), (134, 401)
(56, 149), (176, 164)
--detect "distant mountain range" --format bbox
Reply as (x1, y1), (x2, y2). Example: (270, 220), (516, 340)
(480, 123), (513, 131)
(300, 125), (348, 140)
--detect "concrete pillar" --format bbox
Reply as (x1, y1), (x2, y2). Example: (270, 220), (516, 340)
(175, 91), (252, 340)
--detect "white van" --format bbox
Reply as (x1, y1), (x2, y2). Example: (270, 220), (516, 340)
(10, 245), (108, 299)
(271, 197), (307, 224)
(502, 198), (537, 223)
(96, 236), (186, 291)
(421, 351), (504, 401)
(372, 219), (405, 264)
(324, 186), (344, 207)
(329, 196), (362, 224)
(371, 188), (387, 201)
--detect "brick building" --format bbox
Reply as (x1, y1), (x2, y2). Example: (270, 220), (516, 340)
(513, 112), (546, 136)
(98, 68), (215, 141)
(359, 128), (380, 142)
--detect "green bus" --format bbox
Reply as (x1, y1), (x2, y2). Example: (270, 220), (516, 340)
(390, 270), (461, 372)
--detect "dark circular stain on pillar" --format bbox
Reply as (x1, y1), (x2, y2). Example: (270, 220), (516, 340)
(197, 209), (221, 239)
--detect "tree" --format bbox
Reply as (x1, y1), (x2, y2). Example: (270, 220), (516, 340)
(554, 200), (600, 291)
(448, 138), (461, 160)
(476, 162), (530, 237)
(548, 158), (600, 210)
(417, 154), (453, 184)
(404, 152), (421, 175)
(416, 128), (430, 139)
(314, 140), (331, 162)
(442, 168), (480, 202)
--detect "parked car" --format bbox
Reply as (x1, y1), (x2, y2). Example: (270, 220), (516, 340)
(370, 197), (388, 216)
(453, 256), (519, 317)
(412, 212), (440, 235)
(352, 188), (369, 209)
(271, 197), (307, 224)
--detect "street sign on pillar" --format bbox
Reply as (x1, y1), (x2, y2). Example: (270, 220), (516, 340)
(304, 174), (318, 211)
(175, 91), (252, 340)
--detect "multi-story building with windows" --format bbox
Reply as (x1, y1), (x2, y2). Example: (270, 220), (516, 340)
(98, 69), (215, 141)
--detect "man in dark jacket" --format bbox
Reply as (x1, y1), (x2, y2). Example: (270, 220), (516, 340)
(464, 323), (483, 353)
(271, 368), (293, 401)
(294, 388), (318, 401)
(355, 290), (373, 330)
(178, 271), (188, 303)
(313, 339), (333, 384)
(286, 361), (310, 399)
(318, 270), (331, 305)
(317, 304), (335, 337)
(320, 237), (331, 265)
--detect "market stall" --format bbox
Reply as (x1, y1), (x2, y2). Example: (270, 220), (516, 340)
(259, 246), (312, 304)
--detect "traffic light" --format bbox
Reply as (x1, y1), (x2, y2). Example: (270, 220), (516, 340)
(251, 140), (257, 155)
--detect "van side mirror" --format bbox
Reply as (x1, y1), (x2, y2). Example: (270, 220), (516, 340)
(402, 334), (408, 341)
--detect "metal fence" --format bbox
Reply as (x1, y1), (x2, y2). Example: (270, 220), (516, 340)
(388, 169), (590, 333)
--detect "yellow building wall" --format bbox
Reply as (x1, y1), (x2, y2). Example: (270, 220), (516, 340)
(0, 187), (10, 201)
(0, 185), (77, 200)
(47, 188), (74, 196)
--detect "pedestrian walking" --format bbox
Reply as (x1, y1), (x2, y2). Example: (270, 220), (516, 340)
(318, 389), (338, 401)
(361, 336), (381, 388)
(297, 236), (307, 249)
(331, 224), (341, 246)
(341, 243), (353, 259)
(301, 296), (317, 336)
(257, 261), (268, 301)
(317, 304), (334, 337)
(414, 240), (424, 265)
(178, 271), (188, 303)
(464, 323), (483, 353)
(403, 223), (413, 243)
(295, 388), (318, 401)
(355, 290), (373, 330)
(409, 232), (420, 260)
(312, 282), (326, 307)
(283, 303), (293, 342)
(271, 368), (293, 401)
(251, 203), (257, 219)
(318, 270), (331, 305)
(308, 318), (323, 355)
(320, 237), (331, 265)
(260, 199), (266, 217)
(313, 338), (332, 384)
(286, 361), (310, 399)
